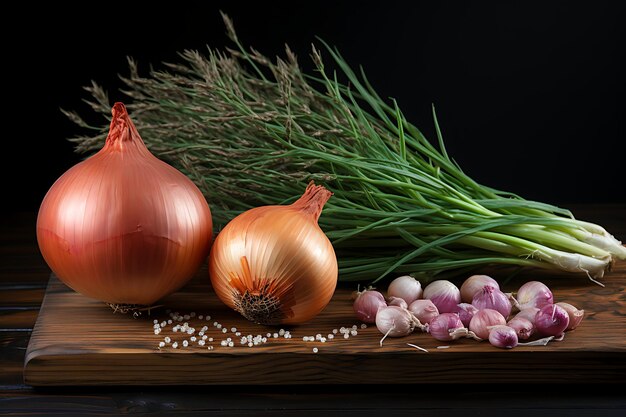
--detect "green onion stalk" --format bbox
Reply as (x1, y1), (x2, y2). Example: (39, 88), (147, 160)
(66, 14), (626, 285)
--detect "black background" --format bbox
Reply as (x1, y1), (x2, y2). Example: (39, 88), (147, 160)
(4, 1), (625, 212)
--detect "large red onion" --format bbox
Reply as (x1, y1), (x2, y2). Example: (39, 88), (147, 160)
(37, 103), (213, 305)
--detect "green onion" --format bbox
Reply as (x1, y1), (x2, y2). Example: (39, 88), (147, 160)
(65, 14), (626, 284)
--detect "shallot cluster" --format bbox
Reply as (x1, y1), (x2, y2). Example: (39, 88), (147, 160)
(354, 274), (585, 350)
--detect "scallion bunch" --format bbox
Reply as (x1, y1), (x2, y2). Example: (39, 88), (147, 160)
(66, 14), (625, 284)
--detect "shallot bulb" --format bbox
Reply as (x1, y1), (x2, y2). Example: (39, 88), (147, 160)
(408, 299), (439, 325)
(556, 302), (585, 330)
(423, 280), (461, 313)
(515, 307), (540, 325)
(209, 182), (338, 325)
(515, 281), (553, 310)
(353, 289), (387, 323)
(451, 303), (478, 327)
(428, 313), (479, 341)
(489, 325), (518, 349)
(460, 274), (500, 303)
(507, 317), (535, 340)
(535, 304), (569, 336)
(388, 296), (408, 309)
(387, 275), (422, 304)
(37, 103), (213, 305)
(472, 285), (512, 319)
(469, 308), (506, 339)
(376, 306), (424, 346)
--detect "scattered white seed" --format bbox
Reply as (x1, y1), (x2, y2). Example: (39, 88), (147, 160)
(262, 337), (267, 343)
(198, 315), (203, 320)
(190, 312), (196, 317)
(172, 327), (178, 333)
(198, 331), (204, 337)
(220, 341), (227, 347)
(333, 329), (338, 334)
(198, 340), (205, 346)
(158, 341), (165, 348)
(344, 333), (349, 339)
(228, 342), (234, 347)
(279, 329), (285, 336)
(222, 328), (227, 333)
(273, 333), (279, 338)
(235, 332), (241, 337)
(160, 321), (167, 327)
(352, 325), (358, 330)
(164, 337), (171, 343)
(208, 337), (213, 342)
(190, 336), (197, 342)
(321, 338), (326, 343)
(167, 319), (172, 325)
(361, 323), (367, 329)
(248, 342), (254, 347)
(328, 334), (334, 340)
(213, 322), (218, 326)
(202, 335), (208, 340)
(231, 327), (237, 333)
(184, 315), (190, 320)
(172, 342), (178, 349)
(350, 330), (357, 336)
(153, 319), (158, 324)
(206, 316), (211, 321)
(313, 347), (319, 353)
(226, 337), (232, 342)
(182, 340), (189, 347)
(208, 346), (214, 350)
(267, 333), (272, 338)
(217, 324), (222, 329)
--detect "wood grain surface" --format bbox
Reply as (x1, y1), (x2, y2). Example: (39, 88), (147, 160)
(23, 260), (626, 386)
(2, 208), (626, 415)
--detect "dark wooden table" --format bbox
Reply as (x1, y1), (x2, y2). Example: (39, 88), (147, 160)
(2, 207), (625, 416)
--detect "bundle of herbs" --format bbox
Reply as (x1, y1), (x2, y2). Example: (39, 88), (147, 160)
(66, 14), (625, 284)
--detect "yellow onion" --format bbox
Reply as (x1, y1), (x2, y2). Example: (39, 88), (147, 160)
(37, 103), (213, 305)
(209, 182), (337, 325)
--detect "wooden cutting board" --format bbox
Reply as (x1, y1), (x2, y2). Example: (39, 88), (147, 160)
(24, 262), (626, 386)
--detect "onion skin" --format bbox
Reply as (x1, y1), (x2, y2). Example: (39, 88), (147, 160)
(354, 290), (387, 323)
(423, 280), (461, 313)
(37, 103), (213, 305)
(408, 299), (439, 325)
(452, 303), (478, 327)
(472, 285), (512, 319)
(460, 274), (499, 303)
(489, 325), (518, 349)
(428, 313), (464, 341)
(209, 182), (337, 325)
(535, 304), (569, 336)
(469, 309), (506, 340)
(556, 302), (585, 330)
(507, 317), (535, 340)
